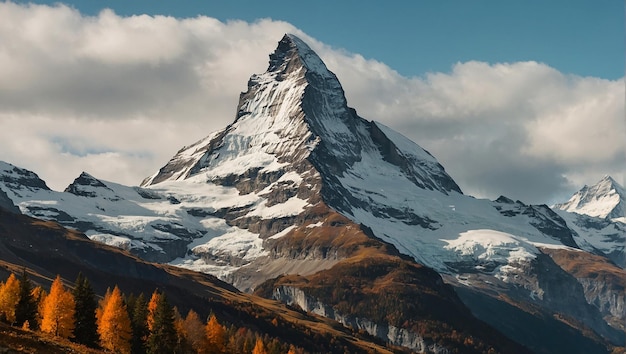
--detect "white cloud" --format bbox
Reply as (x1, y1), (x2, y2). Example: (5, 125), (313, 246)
(320, 54), (625, 203)
(0, 3), (623, 204)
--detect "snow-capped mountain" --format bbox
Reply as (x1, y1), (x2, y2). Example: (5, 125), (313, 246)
(555, 175), (626, 220)
(552, 176), (626, 269)
(1, 35), (624, 352)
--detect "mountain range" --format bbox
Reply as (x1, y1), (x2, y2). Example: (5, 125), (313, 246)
(0, 34), (624, 353)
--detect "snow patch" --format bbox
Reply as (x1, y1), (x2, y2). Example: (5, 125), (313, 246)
(443, 229), (538, 265)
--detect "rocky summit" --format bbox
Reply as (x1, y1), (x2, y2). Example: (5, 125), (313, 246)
(0, 35), (624, 353)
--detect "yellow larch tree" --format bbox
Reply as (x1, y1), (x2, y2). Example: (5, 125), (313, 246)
(146, 290), (160, 332)
(183, 309), (208, 353)
(252, 337), (268, 354)
(205, 313), (226, 353)
(97, 286), (132, 354)
(95, 287), (111, 329)
(40, 275), (75, 338)
(33, 286), (47, 328)
(0, 273), (20, 324)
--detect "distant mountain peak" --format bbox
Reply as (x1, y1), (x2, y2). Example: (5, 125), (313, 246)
(554, 175), (626, 219)
(65, 171), (114, 198)
(0, 161), (50, 192)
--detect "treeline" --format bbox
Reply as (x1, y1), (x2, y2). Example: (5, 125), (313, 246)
(0, 271), (304, 354)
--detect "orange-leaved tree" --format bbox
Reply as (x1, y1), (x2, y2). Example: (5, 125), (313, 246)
(97, 285), (132, 354)
(183, 309), (208, 353)
(146, 290), (160, 332)
(252, 337), (268, 354)
(206, 313), (226, 353)
(40, 275), (75, 338)
(0, 273), (20, 324)
(95, 287), (111, 329)
(33, 285), (47, 328)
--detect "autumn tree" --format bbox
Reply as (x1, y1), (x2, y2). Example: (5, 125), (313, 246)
(95, 287), (111, 329)
(0, 273), (20, 324)
(15, 270), (38, 330)
(146, 290), (161, 332)
(97, 286), (132, 354)
(183, 309), (208, 353)
(173, 307), (192, 353)
(146, 293), (177, 354)
(72, 273), (99, 348)
(32, 286), (46, 326)
(40, 275), (75, 338)
(206, 313), (226, 353)
(252, 337), (268, 354)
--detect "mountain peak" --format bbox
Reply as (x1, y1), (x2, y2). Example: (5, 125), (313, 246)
(554, 175), (626, 219)
(268, 34), (331, 78)
(598, 175), (622, 189)
(143, 35), (461, 200)
(0, 161), (50, 192)
(65, 171), (113, 197)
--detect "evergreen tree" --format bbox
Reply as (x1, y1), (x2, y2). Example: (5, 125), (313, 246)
(0, 273), (20, 324)
(72, 273), (99, 348)
(130, 293), (149, 354)
(15, 269), (38, 330)
(98, 286), (132, 354)
(40, 275), (75, 338)
(146, 294), (177, 354)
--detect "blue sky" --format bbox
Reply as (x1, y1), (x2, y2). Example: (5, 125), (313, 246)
(0, 1), (624, 204)
(15, 0), (624, 79)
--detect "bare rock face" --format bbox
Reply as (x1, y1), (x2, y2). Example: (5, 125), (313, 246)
(0, 189), (19, 214)
(542, 248), (626, 332)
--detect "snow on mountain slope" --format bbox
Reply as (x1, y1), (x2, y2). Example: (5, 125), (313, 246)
(555, 209), (626, 268)
(552, 176), (626, 267)
(0, 161), (272, 267)
(554, 175), (626, 219)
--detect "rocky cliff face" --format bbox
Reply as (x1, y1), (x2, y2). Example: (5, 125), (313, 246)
(542, 248), (626, 332)
(272, 285), (437, 352)
(0, 188), (19, 214)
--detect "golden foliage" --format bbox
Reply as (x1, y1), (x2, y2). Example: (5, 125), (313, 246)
(0, 273), (20, 323)
(252, 337), (267, 354)
(32, 286), (46, 325)
(205, 314), (226, 353)
(183, 309), (208, 353)
(40, 275), (75, 338)
(97, 286), (132, 354)
(146, 290), (160, 332)
(96, 287), (111, 326)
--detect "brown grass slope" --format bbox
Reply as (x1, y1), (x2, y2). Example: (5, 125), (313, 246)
(0, 208), (401, 353)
